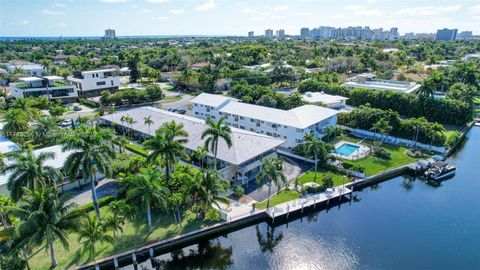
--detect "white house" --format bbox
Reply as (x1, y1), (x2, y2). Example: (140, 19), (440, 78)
(342, 73), (421, 94)
(100, 107), (285, 185)
(67, 68), (120, 97)
(191, 93), (339, 149)
(10, 76), (78, 103)
(301, 91), (348, 109)
(5, 61), (46, 76)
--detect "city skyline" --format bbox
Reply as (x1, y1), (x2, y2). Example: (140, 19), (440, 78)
(1, 0), (480, 37)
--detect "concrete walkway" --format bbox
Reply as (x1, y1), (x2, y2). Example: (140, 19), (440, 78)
(67, 178), (120, 206)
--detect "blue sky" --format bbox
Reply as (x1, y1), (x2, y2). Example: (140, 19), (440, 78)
(1, 0), (479, 37)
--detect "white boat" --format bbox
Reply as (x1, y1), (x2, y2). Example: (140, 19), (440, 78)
(424, 161), (456, 180)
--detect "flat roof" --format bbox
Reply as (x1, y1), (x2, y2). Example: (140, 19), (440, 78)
(342, 80), (421, 94)
(302, 92), (348, 105)
(190, 93), (238, 108)
(101, 107), (284, 165)
(81, 68), (117, 74)
(219, 102), (338, 129)
(19, 76), (43, 82)
(0, 136), (20, 154)
(43, 75), (63, 80)
(0, 145), (76, 186)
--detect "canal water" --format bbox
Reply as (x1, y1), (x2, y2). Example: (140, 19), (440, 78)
(134, 127), (480, 270)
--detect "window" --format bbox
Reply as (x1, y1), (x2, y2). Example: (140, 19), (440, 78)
(111, 80), (114, 86)
(96, 81), (106, 86)
(240, 125), (245, 129)
(195, 112), (199, 115)
(284, 136), (287, 139)
(240, 116), (244, 120)
(266, 132), (272, 136)
(295, 139), (303, 143)
(296, 128), (303, 133)
(250, 119), (255, 122)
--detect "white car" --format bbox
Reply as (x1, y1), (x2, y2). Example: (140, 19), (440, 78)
(59, 120), (72, 128)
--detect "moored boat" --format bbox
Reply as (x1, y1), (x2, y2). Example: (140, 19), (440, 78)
(424, 161), (456, 180)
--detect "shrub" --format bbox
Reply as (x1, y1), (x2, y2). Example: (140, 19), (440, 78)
(205, 208), (221, 222)
(446, 131), (461, 147)
(232, 185), (244, 198)
(72, 195), (116, 215)
(322, 175), (334, 188)
(343, 161), (366, 173)
(372, 143), (391, 159)
(304, 185), (326, 194)
(79, 98), (98, 108)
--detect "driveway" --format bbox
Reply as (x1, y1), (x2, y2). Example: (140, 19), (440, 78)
(152, 91), (193, 111)
(66, 178), (120, 206)
(244, 156), (312, 202)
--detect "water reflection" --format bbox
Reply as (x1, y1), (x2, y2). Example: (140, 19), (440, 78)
(255, 224), (284, 253)
(153, 240), (233, 270)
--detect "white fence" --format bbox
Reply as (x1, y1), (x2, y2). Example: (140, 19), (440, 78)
(339, 126), (446, 154)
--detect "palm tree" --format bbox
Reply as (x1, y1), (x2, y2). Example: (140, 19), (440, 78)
(1, 109), (30, 135)
(33, 117), (61, 146)
(143, 121), (188, 180)
(197, 170), (230, 217)
(1, 148), (62, 201)
(117, 136), (128, 153)
(0, 195), (13, 229)
(76, 215), (114, 260)
(194, 146), (208, 169)
(121, 168), (171, 232)
(256, 159), (287, 209)
(303, 135), (328, 181)
(144, 115), (154, 134)
(201, 117), (232, 171)
(105, 199), (134, 238)
(62, 126), (115, 217)
(11, 187), (81, 268)
(108, 105), (116, 121)
(11, 99), (41, 121)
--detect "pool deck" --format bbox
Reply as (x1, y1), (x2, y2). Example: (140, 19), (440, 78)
(332, 140), (370, 161)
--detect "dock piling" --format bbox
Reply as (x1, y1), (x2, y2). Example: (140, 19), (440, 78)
(113, 257), (119, 270)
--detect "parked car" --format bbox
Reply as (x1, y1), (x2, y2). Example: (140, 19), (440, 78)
(73, 105), (82, 111)
(59, 120), (72, 128)
(167, 108), (186, 114)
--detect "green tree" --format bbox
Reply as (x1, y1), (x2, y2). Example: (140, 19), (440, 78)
(256, 159), (287, 209)
(0, 195), (13, 229)
(2, 149), (62, 201)
(33, 117), (61, 146)
(76, 216), (114, 260)
(197, 170), (230, 217)
(128, 52), (141, 82)
(143, 121), (188, 180)
(144, 115), (154, 134)
(1, 109), (30, 135)
(201, 117), (232, 171)
(62, 126), (115, 217)
(11, 187), (80, 268)
(303, 135), (328, 181)
(121, 168), (171, 232)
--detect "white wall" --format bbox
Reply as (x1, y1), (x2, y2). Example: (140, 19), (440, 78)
(68, 71), (120, 92)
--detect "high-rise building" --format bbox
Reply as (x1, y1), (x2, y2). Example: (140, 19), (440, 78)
(435, 28), (457, 41)
(248, 31), (254, 38)
(300, 27), (310, 38)
(276, 29), (285, 38)
(390, 27), (399, 39)
(302, 25), (398, 41)
(457, 31), (473, 40)
(104, 29), (116, 39)
(265, 29), (274, 38)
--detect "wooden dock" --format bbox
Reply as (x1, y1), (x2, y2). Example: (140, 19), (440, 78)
(266, 186), (352, 220)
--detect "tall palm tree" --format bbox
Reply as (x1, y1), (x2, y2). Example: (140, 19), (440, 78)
(1, 109), (30, 135)
(0, 195), (13, 229)
(117, 136), (128, 153)
(194, 146), (208, 169)
(11, 187), (81, 268)
(76, 215), (114, 260)
(303, 135), (328, 181)
(197, 170), (230, 217)
(33, 117), (61, 146)
(201, 117), (232, 171)
(1, 148), (62, 201)
(62, 126), (115, 217)
(105, 199), (134, 238)
(143, 121), (188, 180)
(144, 115), (154, 134)
(256, 159), (287, 209)
(11, 99), (41, 121)
(121, 168), (171, 232)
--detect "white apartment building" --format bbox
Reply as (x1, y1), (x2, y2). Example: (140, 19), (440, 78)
(5, 61), (46, 76)
(191, 93), (339, 149)
(10, 76), (78, 102)
(67, 68), (120, 97)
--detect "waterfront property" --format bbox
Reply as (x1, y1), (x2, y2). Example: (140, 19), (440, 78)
(342, 73), (421, 94)
(10, 76), (78, 102)
(301, 91), (348, 109)
(332, 141), (370, 160)
(100, 107), (285, 185)
(67, 68), (120, 97)
(190, 93), (339, 149)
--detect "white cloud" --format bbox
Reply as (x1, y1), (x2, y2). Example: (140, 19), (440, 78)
(395, 5), (462, 16)
(330, 13), (345, 19)
(153, 16), (169, 20)
(145, 0), (169, 3)
(468, 4), (480, 13)
(12, 20), (30, 26)
(169, 9), (184, 14)
(57, 22), (68, 27)
(367, 0), (377, 4)
(294, 12), (314, 16)
(195, 0), (216, 11)
(242, 7), (258, 14)
(344, 5), (383, 16)
(41, 9), (65, 15)
(141, 9), (152, 13)
(252, 17), (268, 21)
(273, 5), (289, 11)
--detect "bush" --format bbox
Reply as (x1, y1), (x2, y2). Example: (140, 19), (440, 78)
(342, 161), (366, 173)
(406, 149), (424, 158)
(72, 195), (116, 215)
(205, 208), (221, 222)
(79, 98), (98, 108)
(304, 185), (326, 194)
(446, 131), (461, 147)
(372, 146), (391, 159)
(232, 185), (244, 198)
(322, 175), (334, 188)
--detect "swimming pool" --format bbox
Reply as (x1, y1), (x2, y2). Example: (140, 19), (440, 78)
(335, 143), (360, 156)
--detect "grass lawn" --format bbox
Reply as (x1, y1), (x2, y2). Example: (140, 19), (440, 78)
(297, 169), (350, 187)
(125, 142), (150, 156)
(28, 207), (214, 270)
(255, 189), (301, 209)
(158, 96), (182, 104)
(347, 144), (422, 176)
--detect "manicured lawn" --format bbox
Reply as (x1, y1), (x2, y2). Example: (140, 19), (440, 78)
(255, 189), (301, 209)
(158, 96), (182, 104)
(28, 207), (214, 270)
(347, 144), (421, 176)
(125, 143), (150, 156)
(297, 169), (350, 187)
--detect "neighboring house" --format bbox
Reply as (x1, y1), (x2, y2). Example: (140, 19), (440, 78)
(10, 76), (78, 102)
(52, 54), (74, 65)
(0, 145), (100, 196)
(342, 73), (421, 94)
(189, 62), (215, 71)
(5, 60), (46, 76)
(191, 93), (339, 149)
(67, 68), (120, 97)
(100, 107), (285, 185)
(462, 53), (480, 62)
(302, 91), (348, 109)
(0, 135), (20, 155)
